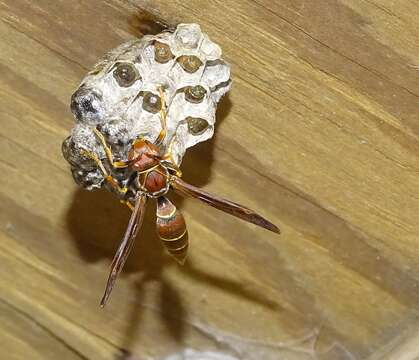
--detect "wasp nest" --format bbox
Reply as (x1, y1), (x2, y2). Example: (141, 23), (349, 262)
(62, 23), (231, 190)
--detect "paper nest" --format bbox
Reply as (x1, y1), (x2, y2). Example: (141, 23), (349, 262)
(62, 23), (231, 190)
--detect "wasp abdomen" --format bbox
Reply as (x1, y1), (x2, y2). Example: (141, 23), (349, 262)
(156, 196), (188, 264)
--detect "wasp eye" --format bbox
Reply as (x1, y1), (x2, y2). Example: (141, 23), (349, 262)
(113, 63), (140, 87)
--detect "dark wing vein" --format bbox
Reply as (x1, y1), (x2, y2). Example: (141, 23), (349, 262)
(172, 177), (279, 234)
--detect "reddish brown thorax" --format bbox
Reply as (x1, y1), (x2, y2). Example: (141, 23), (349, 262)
(128, 139), (168, 195)
(128, 139), (160, 172)
(141, 165), (167, 193)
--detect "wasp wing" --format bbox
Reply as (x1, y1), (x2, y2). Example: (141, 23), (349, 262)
(171, 177), (280, 234)
(100, 194), (147, 307)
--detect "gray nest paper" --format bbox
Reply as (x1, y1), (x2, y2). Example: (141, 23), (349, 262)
(62, 23), (231, 190)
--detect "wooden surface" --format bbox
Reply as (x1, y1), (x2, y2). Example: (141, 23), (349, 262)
(0, 1), (418, 359)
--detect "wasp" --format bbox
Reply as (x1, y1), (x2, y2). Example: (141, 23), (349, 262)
(83, 88), (280, 307)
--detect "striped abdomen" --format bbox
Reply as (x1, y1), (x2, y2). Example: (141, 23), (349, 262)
(156, 196), (188, 264)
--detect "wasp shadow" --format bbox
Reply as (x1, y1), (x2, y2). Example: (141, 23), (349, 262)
(64, 5), (286, 358)
(66, 93), (281, 359)
(65, 95), (237, 352)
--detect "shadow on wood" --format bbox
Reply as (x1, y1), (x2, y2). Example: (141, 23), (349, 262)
(64, 96), (283, 354)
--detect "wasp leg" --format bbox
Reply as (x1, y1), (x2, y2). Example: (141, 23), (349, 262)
(92, 127), (130, 169)
(81, 149), (129, 196)
(120, 200), (135, 211)
(131, 137), (145, 147)
(161, 135), (182, 177)
(155, 86), (168, 146)
(163, 160), (182, 177)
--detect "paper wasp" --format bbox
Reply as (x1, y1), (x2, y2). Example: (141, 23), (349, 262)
(83, 88), (280, 307)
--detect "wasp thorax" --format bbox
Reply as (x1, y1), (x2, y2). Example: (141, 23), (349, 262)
(177, 55), (203, 73)
(128, 139), (160, 161)
(154, 41), (174, 63)
(185, 85), (207, 103)
(186, 117), (209, 135)
(142, 92), (162, 113)
(113, 63), (140, 87)
(143, 166), (168, 194)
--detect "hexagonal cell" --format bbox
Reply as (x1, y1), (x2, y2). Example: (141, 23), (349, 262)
(63, 23), (231, 190)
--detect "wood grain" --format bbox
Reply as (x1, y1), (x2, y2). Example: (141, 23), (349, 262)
(0, 0), (418, 359)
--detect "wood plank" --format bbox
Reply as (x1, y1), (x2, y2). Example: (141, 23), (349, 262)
(0, 0), (418, 359)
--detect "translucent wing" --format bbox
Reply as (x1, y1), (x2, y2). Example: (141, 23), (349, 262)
(171, 177), (280, 234)
(100, 194), (147, 307)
